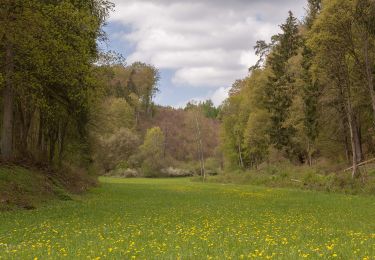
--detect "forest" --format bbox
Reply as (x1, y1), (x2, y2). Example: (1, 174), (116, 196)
(220, 0), (375, 190)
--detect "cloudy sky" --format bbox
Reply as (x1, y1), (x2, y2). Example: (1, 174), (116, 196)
(102, 0), (307, 107)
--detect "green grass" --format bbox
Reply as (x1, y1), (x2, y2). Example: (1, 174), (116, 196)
(0, 177), (374, 259)
(0, 166), (61, 210)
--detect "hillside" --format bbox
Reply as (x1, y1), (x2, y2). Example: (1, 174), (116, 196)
(0, 165), (96, 211)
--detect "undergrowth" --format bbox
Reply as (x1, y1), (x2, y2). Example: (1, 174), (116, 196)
(197, 163), (375, 195)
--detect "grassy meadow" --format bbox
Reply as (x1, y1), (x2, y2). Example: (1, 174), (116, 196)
(0, 177), (374, 259)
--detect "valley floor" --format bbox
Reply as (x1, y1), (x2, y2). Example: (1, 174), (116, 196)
(0, 177), (374, 259)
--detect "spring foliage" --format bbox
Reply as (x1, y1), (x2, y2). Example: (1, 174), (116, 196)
(220, 0), (375, 178)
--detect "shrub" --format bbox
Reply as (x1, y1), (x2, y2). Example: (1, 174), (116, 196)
(161, 167), (193, 177)
(98, 128), (140, 172)
(105, 168), (140, 178)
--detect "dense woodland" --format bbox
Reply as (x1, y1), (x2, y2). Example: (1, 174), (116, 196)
(1, 0), (375, 188)
(221, 0), (375, 180)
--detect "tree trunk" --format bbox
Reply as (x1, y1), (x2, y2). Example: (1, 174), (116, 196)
(346, 104), (362, 178)
(1, 43), (14, 160)
(363, 34), (375, 128)
(238, 140), (244, 168)
(194, 112), (205, 181)
(307, 140), (313, 167)
(352, 115), (363, 162)
(17, 102), (33, 155)
(344, 134), (351, 163)
(58, 121), (68, 163)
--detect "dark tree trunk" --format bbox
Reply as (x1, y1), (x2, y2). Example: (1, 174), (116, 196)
(49, 131), (58, 163)
(344, 134), (351, 163)
(352, 116), (363, 163)
(58, 121), (68, 163)
(1, 43), (14, 160)
(363, 34), (375, 128)
(17, 102), (33, 155)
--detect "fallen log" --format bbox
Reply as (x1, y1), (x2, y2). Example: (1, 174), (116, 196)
(343, 157), (375, 172)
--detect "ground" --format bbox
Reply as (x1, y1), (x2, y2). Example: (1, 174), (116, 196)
(0, 177), (374, 259)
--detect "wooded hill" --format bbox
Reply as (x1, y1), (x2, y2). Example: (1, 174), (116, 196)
(91, 63), (221, 177)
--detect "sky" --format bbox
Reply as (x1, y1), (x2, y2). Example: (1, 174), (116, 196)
(102, 0), (307, 107)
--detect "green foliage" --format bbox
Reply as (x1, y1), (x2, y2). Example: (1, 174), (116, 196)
(243, 109), (270, 168)
(221, 0), (375, 179)
(139, 127), (166, 177)
(304, 0), (322, 29)
(221, 70), (271, 169)
(0, 0), (113, 166)
(97, 128), (140, 172)
(185, 100), (220, 119)
(265, 11), (301, 153)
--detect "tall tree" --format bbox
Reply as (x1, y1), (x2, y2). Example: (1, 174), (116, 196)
(265, 11), (301, 154)
(301, 0), (322, 165)
(308, 0), (364, 177)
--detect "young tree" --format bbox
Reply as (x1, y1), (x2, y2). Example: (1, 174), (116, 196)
(139, 127), (165, 176)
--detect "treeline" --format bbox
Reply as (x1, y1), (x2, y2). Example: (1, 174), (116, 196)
(91, 60), (221, 176)
(0, 0), (113, 167)
(221, 0), (375, 178)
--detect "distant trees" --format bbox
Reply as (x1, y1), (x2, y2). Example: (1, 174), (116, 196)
(220, 0), (375, 179)
(89, 60), (160, 173)
(185, 100), (220, 119)
(89, 58), (222, 176)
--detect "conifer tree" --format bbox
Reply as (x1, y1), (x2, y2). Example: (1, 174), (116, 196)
(265, 11), (301, 153)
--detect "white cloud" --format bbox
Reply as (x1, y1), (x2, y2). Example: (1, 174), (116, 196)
(175, 86), (230, 108)
(172, 67), (246, 88)
(211, 87), (230, 106)
(109, 0), (306, 105)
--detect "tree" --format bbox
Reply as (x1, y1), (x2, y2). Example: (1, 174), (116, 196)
(139, 127), (165, 176)
(98, 128), (140, 172)
(265, 11), (301, 155)
(308, 0), (365, 177)
(301, 0), (322, 165)
(304, 0), (322, 29)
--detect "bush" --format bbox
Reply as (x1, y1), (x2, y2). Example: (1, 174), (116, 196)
(98, 128), (140, 172)
(161, 167), (193, 177)
(105, 168), (140, 178)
